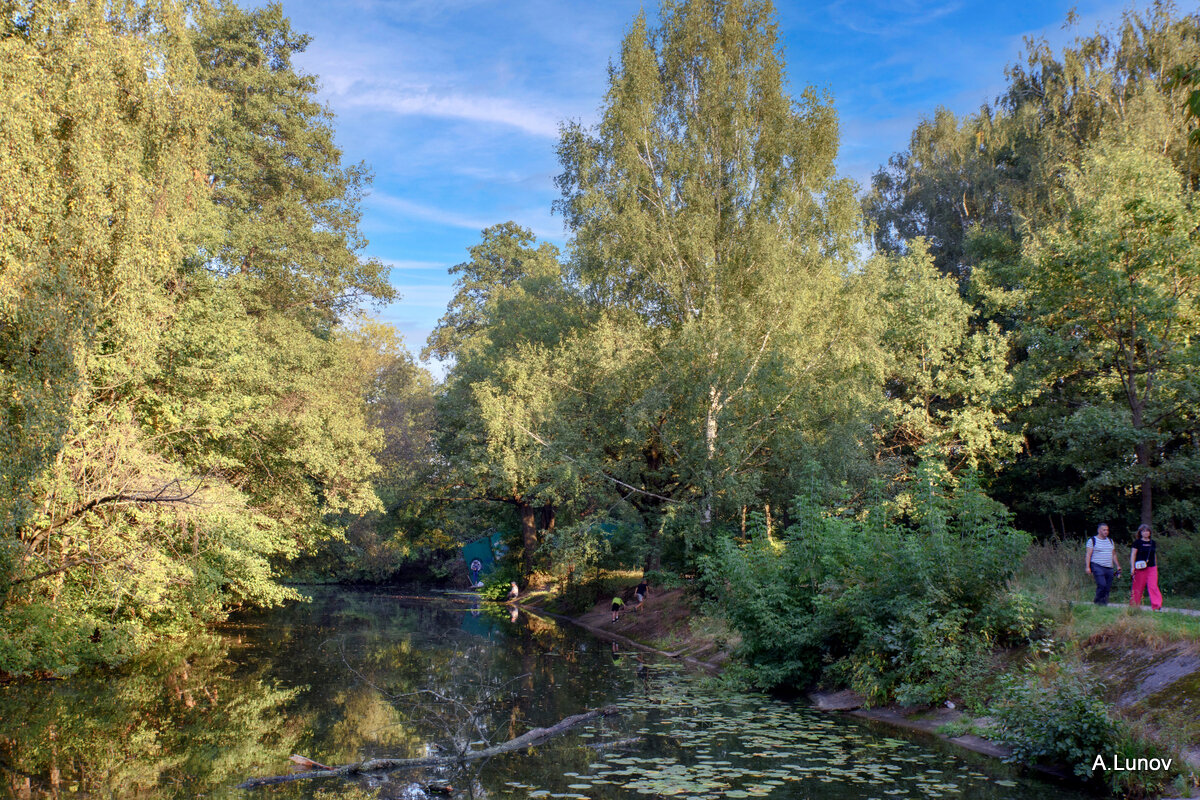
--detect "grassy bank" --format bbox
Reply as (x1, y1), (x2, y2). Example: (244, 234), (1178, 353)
(505, 530), (1200, 799)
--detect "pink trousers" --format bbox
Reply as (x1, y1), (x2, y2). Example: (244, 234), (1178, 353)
(1130, 566), (1162, 610)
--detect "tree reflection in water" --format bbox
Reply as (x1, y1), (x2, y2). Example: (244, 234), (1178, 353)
(0, 592), (1098, 800)
(0, 633), (300, 798)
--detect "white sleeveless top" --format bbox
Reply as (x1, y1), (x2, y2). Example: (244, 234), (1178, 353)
(1088, 536), (1115, 567)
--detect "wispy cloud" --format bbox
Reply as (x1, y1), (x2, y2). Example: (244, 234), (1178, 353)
(370, 193), (496, 232)
(340, 88), (562, 138)
(369, 192), (566, 243)
(826, 0), (963, 37)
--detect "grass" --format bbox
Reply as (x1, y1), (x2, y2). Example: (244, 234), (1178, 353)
(1061, 603), (1200, 645)
(649, 615), (739, 656)
(1014, 538), (1200, 618)
(935, 717), (990, 739)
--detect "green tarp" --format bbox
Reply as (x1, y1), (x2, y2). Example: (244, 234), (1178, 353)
(462, 534), (497, 586)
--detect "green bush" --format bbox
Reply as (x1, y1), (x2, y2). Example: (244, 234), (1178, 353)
(1158, 531), (1200, 598)
(711, 461), (1038, 704)
(478, 563), (521, 601)
(990, 663), (1117, 779)
(989, 661), (1180, 795)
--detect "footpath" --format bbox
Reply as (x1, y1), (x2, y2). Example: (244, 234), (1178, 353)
(1073, 601), (1200, 617)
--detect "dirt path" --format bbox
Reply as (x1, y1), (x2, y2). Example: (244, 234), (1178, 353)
(516, 587), (731, 671)
(1074, 601), (1200, 616)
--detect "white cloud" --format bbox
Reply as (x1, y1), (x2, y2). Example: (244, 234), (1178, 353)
(340, 88), (563, 138)
(382, 259), (453, 272)
(826, 0), (963, 37)
(368, 192), (566, 243)
(370, 192), (496, 232)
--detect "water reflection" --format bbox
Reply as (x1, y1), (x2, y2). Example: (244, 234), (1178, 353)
(0, 590), (1094, 800)
(0, 633), (300, 798)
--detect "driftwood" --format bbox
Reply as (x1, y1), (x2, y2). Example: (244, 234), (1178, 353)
(237, 706), (619, 790)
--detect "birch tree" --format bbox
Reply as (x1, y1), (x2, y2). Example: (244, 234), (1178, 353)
(556, 0), (869, 542)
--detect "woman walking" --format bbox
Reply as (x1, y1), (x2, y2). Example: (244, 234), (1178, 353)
(1129, 524), (1163, 611)
(1085, 523), (1121, 605)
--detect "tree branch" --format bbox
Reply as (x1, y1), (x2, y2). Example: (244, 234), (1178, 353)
(235, 706), (619, 790)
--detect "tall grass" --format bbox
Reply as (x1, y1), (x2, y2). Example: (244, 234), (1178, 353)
(1014, 538), (1091, 610)
(1015, 534), (1200, 612)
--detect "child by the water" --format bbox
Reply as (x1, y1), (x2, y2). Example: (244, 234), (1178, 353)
(611, 595), (625, 622)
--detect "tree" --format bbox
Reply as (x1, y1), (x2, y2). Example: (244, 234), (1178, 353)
(425, 222), (563, 362)
(430, 224), (589, 575)
(1, 0), (223, 674)
(1014, 138), (1200, 527)
(866, 6), (1200, 285)
(555, 0), (870, 546)
(1, 0), (398, 675)
(192, 0), (393, 323)
(865, 108), (1012, 282)
(869, 240), (1019, 473)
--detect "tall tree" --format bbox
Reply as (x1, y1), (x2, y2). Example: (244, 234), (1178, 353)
(556, 0), (870, 544)
(192, 0), (393, 323)
(0, 0), (223, 674)
(430, 224), (589, 575)
(1011, 137), (1200, 528)
(1, 0), (398, 675)
(172, 0), (395, 553)
(866, 6), (1200, 284)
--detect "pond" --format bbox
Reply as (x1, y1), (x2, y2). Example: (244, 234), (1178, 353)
(0, 590), (1093, 800)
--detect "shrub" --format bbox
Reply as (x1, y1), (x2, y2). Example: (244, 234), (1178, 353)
(989, 661), (1181, 795)
(1158, 531), (1200, 598)
(478, 563), (521, 601)
(712, 461), (1039, 704)
(990, 663), (1117, 779)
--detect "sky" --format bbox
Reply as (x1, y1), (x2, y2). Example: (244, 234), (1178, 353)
(273, 0), (1143, 371)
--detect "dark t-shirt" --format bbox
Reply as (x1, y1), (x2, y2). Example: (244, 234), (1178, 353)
(636, 581), (648, 596)
(1131, 539), (1157, 568)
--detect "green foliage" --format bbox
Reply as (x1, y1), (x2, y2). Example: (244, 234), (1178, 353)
(713, 462), (1035, 704)
(1009, 137), (1200, 527)
(991, 663), (1117, 779)
(193, 1), (393, 322)
(987, 658), (1178, 796)
(868, 5), (1200, 534)
(478, 563), (521, 602)
(645, 569), (688, 591)
(1159, 532), (1200, 597)
(868, 243), (1019, 471)
(427, 222), (591, 575)
(0, 0), (397, 676)
(556, 0), (875, 551)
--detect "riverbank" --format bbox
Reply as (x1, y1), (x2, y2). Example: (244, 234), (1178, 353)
(516, 581), (1200, 798)
(516, 586), (732, 671)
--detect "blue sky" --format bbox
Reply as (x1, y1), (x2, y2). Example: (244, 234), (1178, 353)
(275, 0), (1140, 370)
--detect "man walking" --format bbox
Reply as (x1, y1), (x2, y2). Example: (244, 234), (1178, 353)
(1085, 523), (1122, 605)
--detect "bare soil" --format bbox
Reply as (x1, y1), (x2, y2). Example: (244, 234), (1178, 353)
(518, 586), (733, 670)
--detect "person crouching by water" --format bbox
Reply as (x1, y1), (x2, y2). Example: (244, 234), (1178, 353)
(1086, 523), (1121, 605)
(1130, 523), (1163, 611)
(611, 594), (625, 622)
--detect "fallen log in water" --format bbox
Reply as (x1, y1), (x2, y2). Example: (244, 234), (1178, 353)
(237, 705), (619, 790)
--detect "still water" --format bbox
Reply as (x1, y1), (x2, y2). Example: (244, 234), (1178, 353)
(0, 590), (1092, 800)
